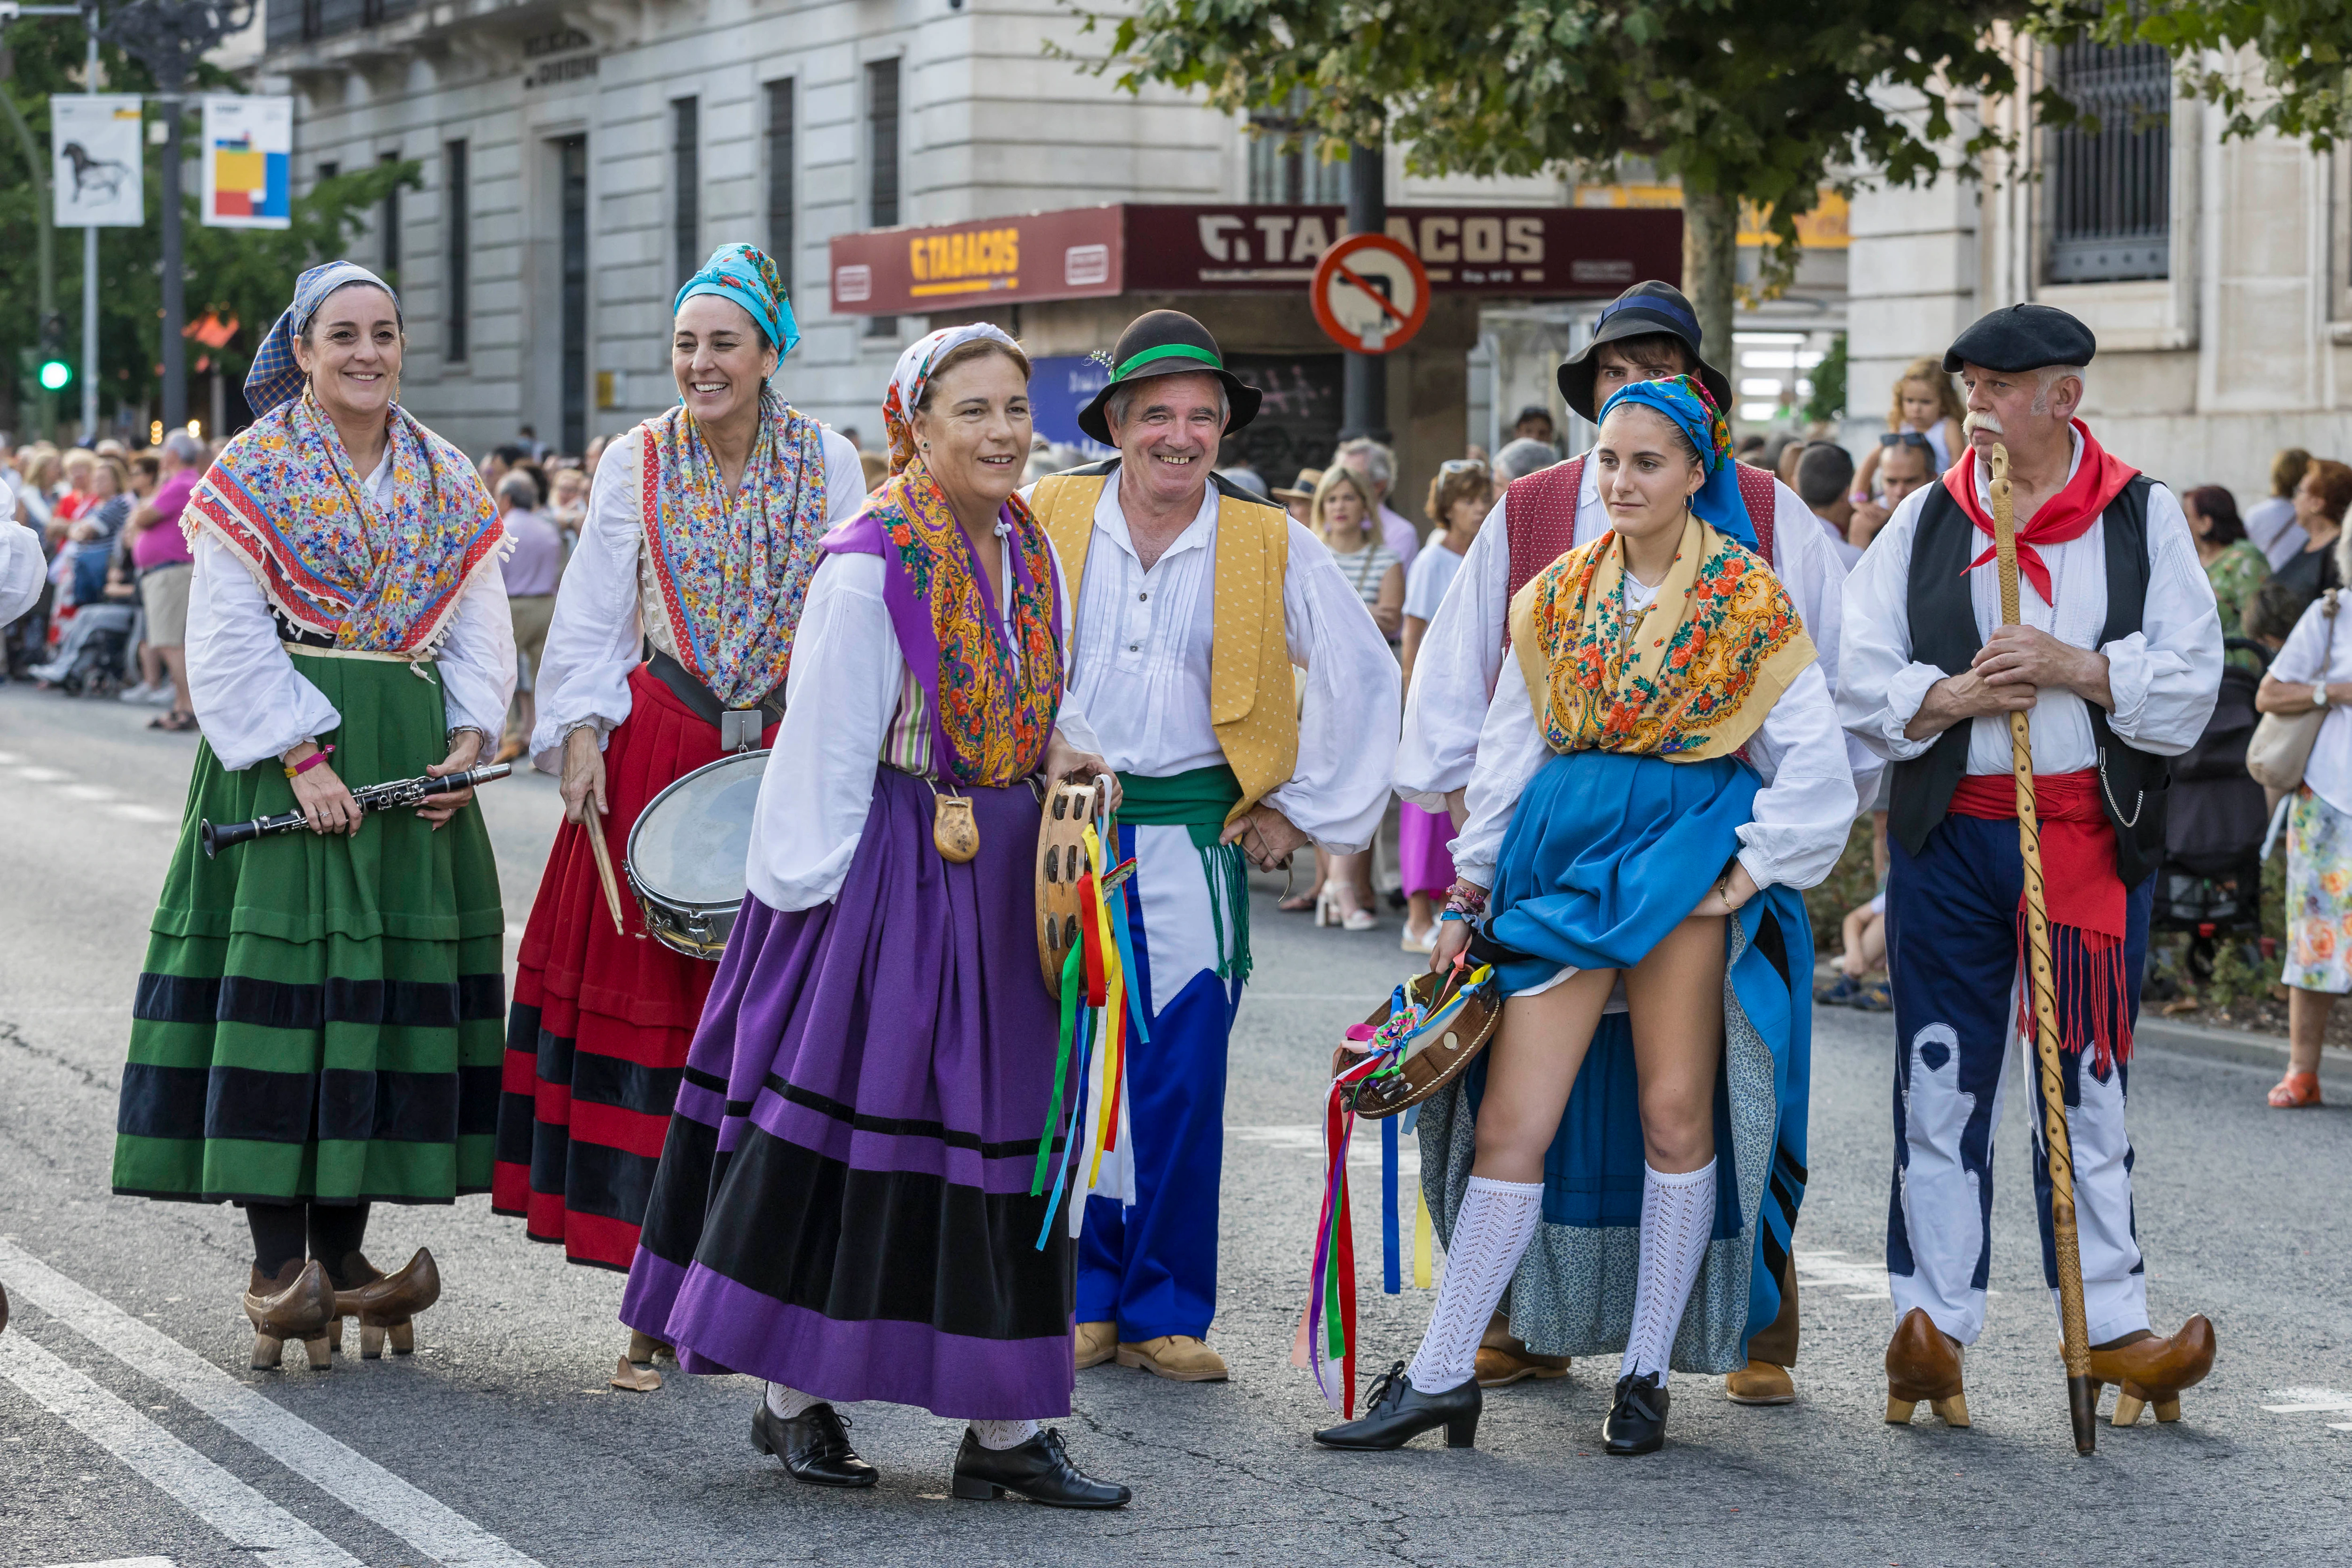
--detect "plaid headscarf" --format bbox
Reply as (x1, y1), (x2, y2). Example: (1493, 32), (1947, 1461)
(1594, 373), (1756, 551)
(673, 243), (799, 355)
(244, 261), (402, 417)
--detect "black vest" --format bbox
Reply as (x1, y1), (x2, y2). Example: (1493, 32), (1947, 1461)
(1889, 474), (2167, 887)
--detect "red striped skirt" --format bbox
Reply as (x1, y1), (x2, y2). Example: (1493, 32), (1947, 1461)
(491, 664), (779, 1270)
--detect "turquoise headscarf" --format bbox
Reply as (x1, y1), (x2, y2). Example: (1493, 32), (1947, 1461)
(673, 242), (800, 355)
(1595, 373), (1755, 550)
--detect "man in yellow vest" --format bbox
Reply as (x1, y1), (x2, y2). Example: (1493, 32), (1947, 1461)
(1027, 310), (1399, 1385)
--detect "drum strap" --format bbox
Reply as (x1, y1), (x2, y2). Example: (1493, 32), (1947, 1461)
(645, 646), (782, 749)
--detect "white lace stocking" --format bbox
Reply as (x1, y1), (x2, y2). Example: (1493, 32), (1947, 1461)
(1405, 1175), (1544, 1394)
(764, 1382), (820, 1419)
(1619, 1159), (1718, 1383)
(968, 1419), (1040, 1450)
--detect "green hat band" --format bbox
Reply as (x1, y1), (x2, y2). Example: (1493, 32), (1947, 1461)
(1114, 342), (1223, 379)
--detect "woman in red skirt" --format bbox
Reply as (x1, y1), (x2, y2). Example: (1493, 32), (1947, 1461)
(495, 243), (864, 1383)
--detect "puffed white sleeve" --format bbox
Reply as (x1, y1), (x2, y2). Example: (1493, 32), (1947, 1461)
(1737, 662), (1859, 890)
(1396, 494), (1510, 808)
(184, 534), (343, 772)
(1267, 517), (1400, 852)
(1768, 479), (1883, 805)
(2101, 482), (2222, 756)
(432, 568), (518, 748)
(1834, 487), (1946, 763)
(821, 428), (870, 524)
(742, 552), (903, 912)
(1449, 652), (1551, 889)
(528, 435), (646, 770)
(0, 520), (42, 624)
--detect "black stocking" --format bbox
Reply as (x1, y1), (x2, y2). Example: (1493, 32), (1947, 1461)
(244, 1202), (306, 1280)
(305, 1202), (373, 1290)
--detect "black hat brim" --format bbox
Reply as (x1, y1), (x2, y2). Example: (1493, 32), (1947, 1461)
(1557, 312), (1734, 424)
(1078, 368), (1261, 447)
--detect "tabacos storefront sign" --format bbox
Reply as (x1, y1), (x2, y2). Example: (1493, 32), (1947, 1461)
(829, 203), (1678, 315)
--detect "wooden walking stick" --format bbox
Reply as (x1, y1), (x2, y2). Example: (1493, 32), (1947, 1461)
(1983, 434), (2100, 1455)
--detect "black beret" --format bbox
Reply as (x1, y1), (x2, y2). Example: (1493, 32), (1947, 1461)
(1942, 303), (2097, 374)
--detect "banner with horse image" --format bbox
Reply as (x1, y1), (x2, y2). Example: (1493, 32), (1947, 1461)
(50, 95), (144, 228)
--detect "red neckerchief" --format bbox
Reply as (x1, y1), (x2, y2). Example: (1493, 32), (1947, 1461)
(1941, 420), (2138, 605)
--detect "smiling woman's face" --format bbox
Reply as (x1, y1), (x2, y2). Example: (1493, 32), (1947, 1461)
(909, 348), (1033, 511)
(293, 285), (403, 424)
(672, 295), (779, 428)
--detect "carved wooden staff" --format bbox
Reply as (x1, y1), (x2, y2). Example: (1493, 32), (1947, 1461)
(1984, 437), (2099, 1456)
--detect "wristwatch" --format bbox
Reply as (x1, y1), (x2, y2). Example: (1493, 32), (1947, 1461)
(2318, 684), (2331, 709)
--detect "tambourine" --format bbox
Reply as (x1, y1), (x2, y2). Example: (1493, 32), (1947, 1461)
(1036, 779), (1110, 995)
(1328, 963), (1504, 1119)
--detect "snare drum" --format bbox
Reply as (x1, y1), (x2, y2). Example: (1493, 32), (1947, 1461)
(625, 749), (771, 961)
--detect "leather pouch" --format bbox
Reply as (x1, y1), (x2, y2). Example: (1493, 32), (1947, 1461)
(933, 793), (979, 862)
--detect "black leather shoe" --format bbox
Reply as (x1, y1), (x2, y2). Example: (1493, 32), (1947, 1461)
(1312, 1361), (1481, 1451)
(750, 1401), (878, 1488)
(950, 1427), (1130, 1509)
(1602, 1372), (1670, 1455)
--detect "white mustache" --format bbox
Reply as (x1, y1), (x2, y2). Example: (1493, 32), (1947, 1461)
(1962, 411), (2004, 437)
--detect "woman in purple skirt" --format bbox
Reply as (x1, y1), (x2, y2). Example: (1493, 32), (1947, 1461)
(618, 324), (1130, 1507)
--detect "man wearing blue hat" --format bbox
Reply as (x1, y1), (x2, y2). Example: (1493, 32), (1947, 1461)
(1396, 278), (1879, 1407)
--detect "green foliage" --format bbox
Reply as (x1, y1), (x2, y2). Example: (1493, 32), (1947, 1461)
(2044, 1), (2352, 151)
(1802, 332), (1847, 426)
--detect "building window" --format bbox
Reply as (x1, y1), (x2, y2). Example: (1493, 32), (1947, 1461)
(1248, 92), (1347, 205)
(318, 160), (337, 183)
(445, 139), (469, 364)
(379, 150), (401, 285)
(865, 60), (900, 339)
(766, 79), (795, 290)
(2047, 42), (2171, 284)
(301, 0), (323, 42)
(672, 97), (700, 292)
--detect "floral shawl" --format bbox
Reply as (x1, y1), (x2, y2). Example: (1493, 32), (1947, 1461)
(186, 391), (507, 657)
(641, 390), (831, 708)
(1509, 511), (1814, 761)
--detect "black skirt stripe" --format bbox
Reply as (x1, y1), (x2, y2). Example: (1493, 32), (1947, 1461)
(762, 1074), (1055, 1162)
(119, 1062), (501, 1145)
(553, 1140), (663, 1226)
(636, 1112), (726, 1271)
(135, 971), (506, 1030)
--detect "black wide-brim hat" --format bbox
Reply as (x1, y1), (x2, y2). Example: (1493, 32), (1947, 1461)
(1077, 310), (1263, 446)
(1556, 280), (1734, 423)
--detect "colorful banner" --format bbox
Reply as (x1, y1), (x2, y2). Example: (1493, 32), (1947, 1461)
(50, 95), (144, 228)
(199, 95), (293, 230)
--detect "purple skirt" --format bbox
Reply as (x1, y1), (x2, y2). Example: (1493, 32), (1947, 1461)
(1398, 802), (1456, 897)
(618, 768), (1074, 1418)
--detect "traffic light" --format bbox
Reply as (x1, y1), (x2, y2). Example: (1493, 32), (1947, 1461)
(37, 312), (70, 393)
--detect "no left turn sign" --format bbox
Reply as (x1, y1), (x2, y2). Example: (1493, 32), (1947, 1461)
(1310, 232), (1430, 356)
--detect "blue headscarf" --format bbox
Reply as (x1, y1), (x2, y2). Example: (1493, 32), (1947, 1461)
(673, 242), (800, 355)
(243, 261), (402, 417)
(1594, 374), (1755, 550)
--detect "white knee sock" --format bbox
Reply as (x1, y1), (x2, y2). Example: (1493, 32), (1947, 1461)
(1404, 1175), (1545, 1395)
(764, 1382), (820, 1419)
(1619, 1159), (1718, 1383)
(969, 1419), (1039, 1450)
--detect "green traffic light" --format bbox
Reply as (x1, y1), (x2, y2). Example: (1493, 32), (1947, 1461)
(38, 360), (72, 391)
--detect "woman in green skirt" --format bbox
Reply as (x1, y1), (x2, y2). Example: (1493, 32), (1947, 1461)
(113, 261), (516, 1371)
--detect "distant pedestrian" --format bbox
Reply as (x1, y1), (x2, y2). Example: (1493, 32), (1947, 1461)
(1398, 457), (1492, 951)
(1794, 441), (1861, 568)
(2245, 447), (2313, 568)
(2181, 486), (2267, 672)
(1851, 357), (1965, 502)
(1269, 466), (1321, 526)
(1335, 436), (1422, 570)
(122, 430), (206, 731)
(1490, 437), (1558, 484)
(497, 470), (564, 763)
(2267, 457), (2352, 609)
(2257, 579), (2352, 1108)
(1850, 432), (1936, 552)
(1509, 403), (1558, 451)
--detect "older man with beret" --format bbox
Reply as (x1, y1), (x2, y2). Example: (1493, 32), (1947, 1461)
(1837, 303), (2222, 1430)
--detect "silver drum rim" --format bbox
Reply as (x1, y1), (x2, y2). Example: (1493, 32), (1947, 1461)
(625, 747), (771, 962)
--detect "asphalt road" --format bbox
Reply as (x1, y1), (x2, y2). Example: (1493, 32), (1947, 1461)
(2, 681), (2348, 1568)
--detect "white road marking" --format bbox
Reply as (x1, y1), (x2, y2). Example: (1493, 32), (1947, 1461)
(61, 784), (121, 802)
(43, 1558), (180, 1568)
(2262, 1386), (2352, 1413)
(0, 1241), (543, 1568)
(0, 748), (22, 764)
(106, 804), (176, 824)
(1793, 1248), (2001, 1301)
(1230, 1124), (1420, 1171)
(13, 765), (73, 782)
(0, 1333), (358, 1568)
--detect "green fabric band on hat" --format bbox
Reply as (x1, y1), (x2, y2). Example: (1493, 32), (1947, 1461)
(1114, 342), (1224, 379)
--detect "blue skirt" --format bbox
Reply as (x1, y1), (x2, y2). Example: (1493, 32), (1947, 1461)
(1419, 748), (1811, 1373)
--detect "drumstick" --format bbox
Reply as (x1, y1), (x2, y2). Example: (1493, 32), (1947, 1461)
(583, 808), (631, 938)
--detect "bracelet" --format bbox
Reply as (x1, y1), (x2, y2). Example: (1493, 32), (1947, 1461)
(1442, 879), (1489, 917)
(284, 744), (334, 779)
(1438, 908), (1471, 924)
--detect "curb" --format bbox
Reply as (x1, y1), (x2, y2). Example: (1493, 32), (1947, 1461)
(2132, 1016), (2352, 1080)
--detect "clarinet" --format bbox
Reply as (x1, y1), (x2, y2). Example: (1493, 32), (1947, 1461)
(199, 763), (513, 859)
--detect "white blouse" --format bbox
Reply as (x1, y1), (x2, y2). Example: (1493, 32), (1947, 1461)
(0, 519), (41, 624)
(745, 540), (1101, 911)
(1453, 573), (1858, 892)
(1836, 435), (2221, 775)
(1024, 474), (1401, 854)
(527, 420), (867, 768)
(1397, 457), (1880, 810)
(184, 453), (518, 773)
(2265, 595), (2352, 817)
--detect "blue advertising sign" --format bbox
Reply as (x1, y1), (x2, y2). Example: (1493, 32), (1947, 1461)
(1029, 355), (1119, 462)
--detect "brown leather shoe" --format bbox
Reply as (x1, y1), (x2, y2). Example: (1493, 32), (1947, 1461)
(2088, 1316), (2217, 1426)
(244, 1259), (334, 1371)
(1115, 1334), (1229, 1382)
(1074, 1320), (1118, 1370)
(1884, 1307), (1969, 1427)
(1724, 1358), (1796, 1405)
(328, 1248), (440, 1358)
(612, 1329), (671, 1392)
(1474, 1318), (1570, 1387)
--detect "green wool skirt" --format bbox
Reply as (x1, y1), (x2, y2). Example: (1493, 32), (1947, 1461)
(112, 653), (507, 1207)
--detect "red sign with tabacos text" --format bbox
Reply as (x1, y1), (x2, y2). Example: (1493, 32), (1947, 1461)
(829, 204), (1677, 316)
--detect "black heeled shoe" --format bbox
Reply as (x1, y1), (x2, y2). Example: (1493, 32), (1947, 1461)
(950, 1427), (1130, 1509)
(1312, 1361), (1482, 1451)
(1602, 1372), (1670, 1455)
(751, 1401), (878, 1488)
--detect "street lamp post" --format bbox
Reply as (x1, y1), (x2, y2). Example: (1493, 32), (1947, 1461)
(96, 0), (253, 433)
